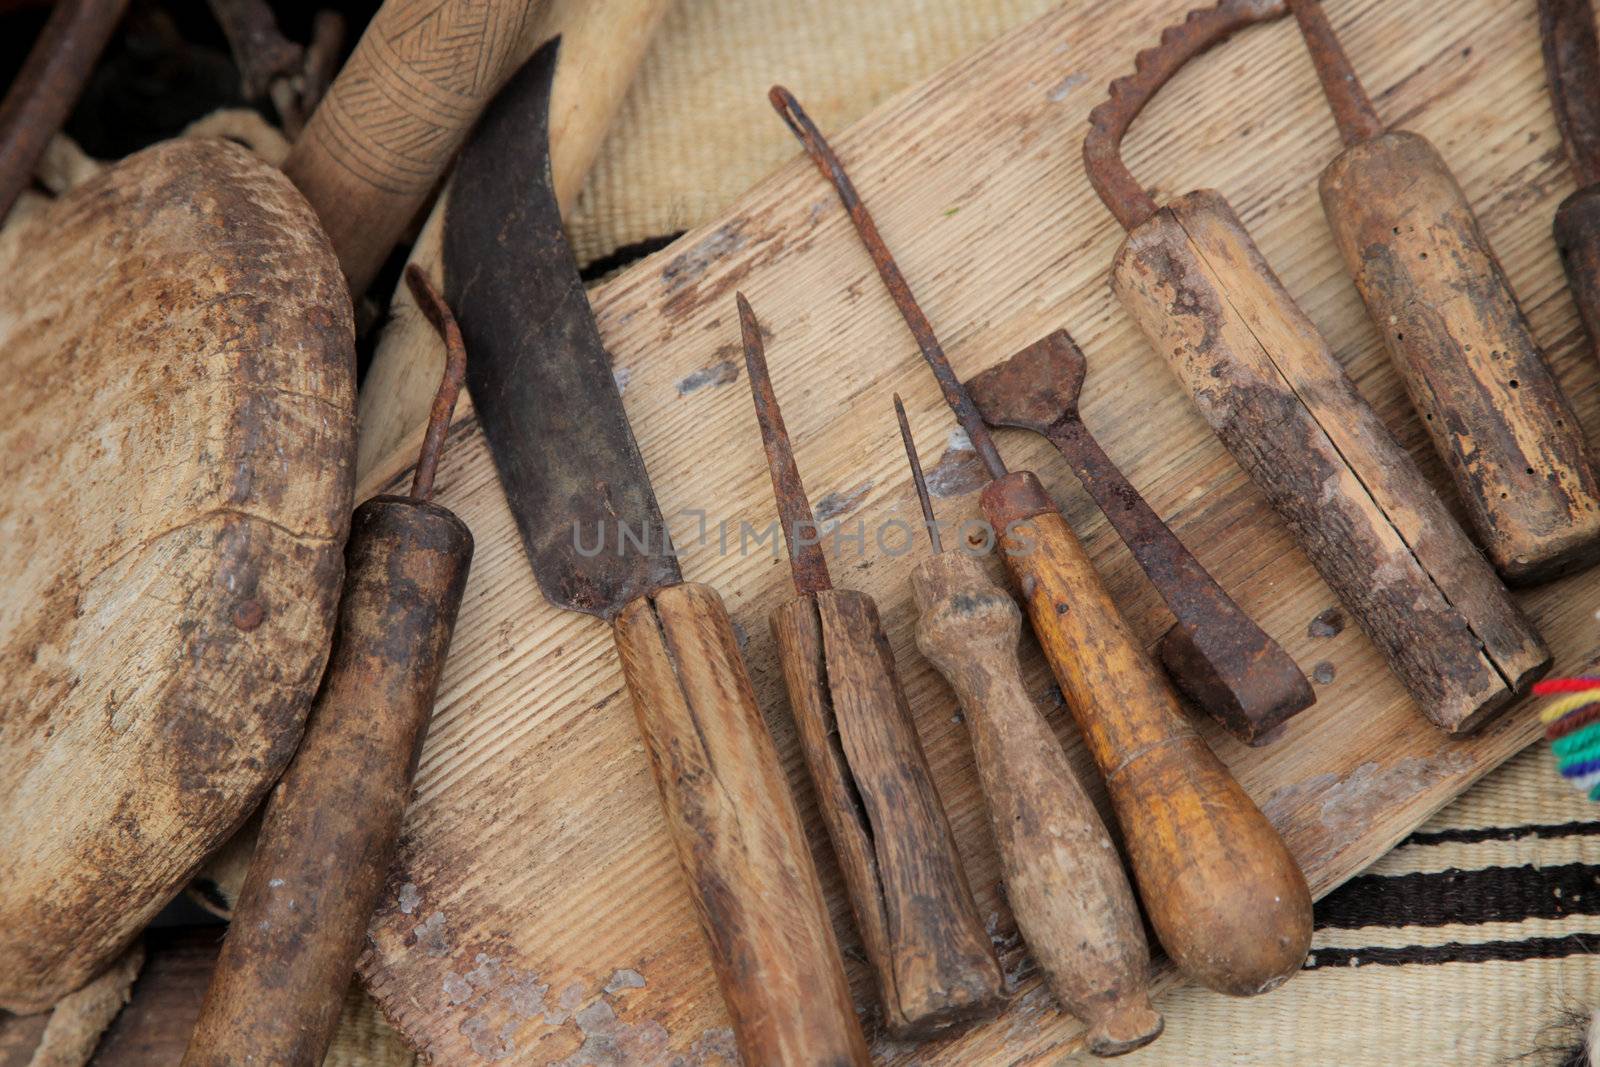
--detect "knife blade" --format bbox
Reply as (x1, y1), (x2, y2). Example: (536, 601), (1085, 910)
(1542, 0), (1600, 360)
(442, 41), (870, 1066)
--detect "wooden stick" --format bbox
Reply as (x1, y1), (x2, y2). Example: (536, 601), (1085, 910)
(614, 582), (871, 1067)
(1111, 190), (1550, 731)
(911, 551), (1162, 1056)
(354, 0), (672, 477)
(770, 589), (1006, 1040)
(982, 472), (1314, 999)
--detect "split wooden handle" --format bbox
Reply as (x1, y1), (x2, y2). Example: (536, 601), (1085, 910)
(910, 552), (1161, 1057)
(770, 589), (1005, 1040)
(982, 472), (1313, 998)
(613, 582), (871, 1067)
(184, 497), (473, 1067)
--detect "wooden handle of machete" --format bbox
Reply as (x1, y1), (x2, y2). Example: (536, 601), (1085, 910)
(613, 581), (871, 1067)
(981, 472), (1312, 998)
(910, 552), (1161, 1056)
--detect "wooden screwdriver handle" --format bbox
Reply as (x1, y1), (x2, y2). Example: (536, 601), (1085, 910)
(770, 589), (1005, 1040)
(910, 552), (1161, 1057)
(982, 472), (1312, 997)
(613, 582), (871, 1067)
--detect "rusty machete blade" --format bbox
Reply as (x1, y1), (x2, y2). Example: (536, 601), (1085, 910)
(443, 38), (681, 619)
(1542, 0), (1600, 188)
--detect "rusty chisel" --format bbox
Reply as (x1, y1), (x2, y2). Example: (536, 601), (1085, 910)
(1544, 0), (1600, 362)
(443, 43), (869, 1066)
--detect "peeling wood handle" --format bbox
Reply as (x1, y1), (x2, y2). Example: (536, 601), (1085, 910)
(1320, 132), (1600, 585)
(614, 582), (871, 1067)
(770, 589), (1006, 1041)
(183, 497), (473, 1067)
(283, 0), (542, 298)
(910, 552), (1161, 1056)
(982, 472), (1313, 998)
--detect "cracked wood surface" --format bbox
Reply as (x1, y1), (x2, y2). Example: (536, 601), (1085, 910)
(354, 0), (1600, 1061)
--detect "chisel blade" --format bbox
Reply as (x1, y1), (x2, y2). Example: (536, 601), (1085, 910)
(443, 38), (681, 619)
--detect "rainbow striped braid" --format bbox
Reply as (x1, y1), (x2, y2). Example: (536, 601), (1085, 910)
(1536, 678), (1600, 800)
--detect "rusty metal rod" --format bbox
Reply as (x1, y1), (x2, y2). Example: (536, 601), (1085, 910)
(403, 266), (467, 503)
(894, 394), (943, 554)
(737, 292), (832, 595)
(0, 0), (130, 222)
(1287, 0), (1383, 145)
(769, 86), (1007, 482)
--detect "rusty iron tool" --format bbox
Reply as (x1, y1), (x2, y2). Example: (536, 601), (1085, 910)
(772, 84), (1312, 1000)
(1084, 0), (1549, 734)
(967, 329), (1314, 744)
(182, 266), (472, 1067)
(1290, 0), (1600, 585)
(0, 0), (130, 223)
(205, 0), (303, 100)
(442, 45), (869, 1066)
(737, 295), (1006, 1041)
(894, 396), (1162, 1056)
(1544, 1), (1600, 367)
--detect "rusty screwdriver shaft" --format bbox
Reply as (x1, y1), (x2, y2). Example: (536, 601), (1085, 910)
(1286, 0), (1382, 144)
(894, 394), (943, 554)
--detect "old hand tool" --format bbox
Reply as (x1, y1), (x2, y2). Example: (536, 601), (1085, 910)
(1290, 0), (1600, 585)
(445, 46), (869, 1066)
(894, 398), (1162, 1055)
(0, 0), (129, 223)
(1543, 1), (1600, 365)
(737, 295), (1006, 1039)
(183, 267), (471, 1067)
(968, 330), (1314, 744)
(773, 85), (1312, 998)
(1084, 0), (1549, 733)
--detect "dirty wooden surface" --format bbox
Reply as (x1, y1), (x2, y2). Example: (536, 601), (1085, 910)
(355, 0), (1600, 1062)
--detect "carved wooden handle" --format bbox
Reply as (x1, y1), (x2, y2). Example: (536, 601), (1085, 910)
(981, 472), (1313, 998)
(910, 551), (1162, 1056)
(770, 589), (1005, 1040)
(183, 497), (473, 1067)
(613, 581), (871, 1067)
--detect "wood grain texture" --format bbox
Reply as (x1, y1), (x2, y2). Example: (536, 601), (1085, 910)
(354, 0), (673, 475)
(1112, 190), (1551, 732)
(769, 590), (1005, 1040)
(0, 138), (354, 1013)
(353, 1), (1600, 1061)
(183, 499), (472, 1067)
(1555, 184), (1600, 365)
(614, 582), (870, 1066)
(985, 473), (1313, 997)
(910, 551), (1160, 1056)
(1320, 130), (1600, 585)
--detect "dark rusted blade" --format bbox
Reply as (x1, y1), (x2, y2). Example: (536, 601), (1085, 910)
(1542, 0), (1600, 187)
(444, 39), (680, 619)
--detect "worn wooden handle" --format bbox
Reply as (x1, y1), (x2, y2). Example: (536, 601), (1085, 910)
(909, 552), (1161, 1056)
(1321, 131), (1600, 584)
(614, 582), (871, 1067)
(183, 497), (473, 1067)
(1556, 184), (1600, 368)
(982, 472), (1312, 998)
(769, 589), (1005, 1040)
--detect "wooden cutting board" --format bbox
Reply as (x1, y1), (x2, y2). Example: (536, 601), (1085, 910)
(354, 0), (1600, 1061)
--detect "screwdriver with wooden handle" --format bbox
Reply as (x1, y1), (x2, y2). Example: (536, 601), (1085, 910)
(892, 396), (1161, 1056)
(735, 294), (1006, 1040)
(772, 85), (1313, 998)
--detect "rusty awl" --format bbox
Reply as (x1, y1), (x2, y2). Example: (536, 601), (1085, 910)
(1084, 0), (1548, 734)
(1290, 0), (1600, 585)
(967, 330), (1314, 744)
(1543, 2), (1600, 363)
(772, 84), (1313, 999)
(738, 295), (1006, 1040)
(445, 45), (869, 1065)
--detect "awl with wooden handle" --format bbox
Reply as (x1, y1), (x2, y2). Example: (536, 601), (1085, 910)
(445, 46), (868, 1066)
(893, 397), (1161, 1056)
(772, 86), (1313, 998)
(182, 268), (472, 1067)
(1542, 0), (1600, 362)
(736, 295), (1006, 1040)
(1291, 0), (1600, 586)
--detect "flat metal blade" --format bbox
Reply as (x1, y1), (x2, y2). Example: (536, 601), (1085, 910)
(1542, 0), (1600, 187)
(444, 38), (680, 619)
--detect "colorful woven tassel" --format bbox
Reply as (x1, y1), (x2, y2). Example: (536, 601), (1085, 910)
(1534, 677), (1600, 800)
